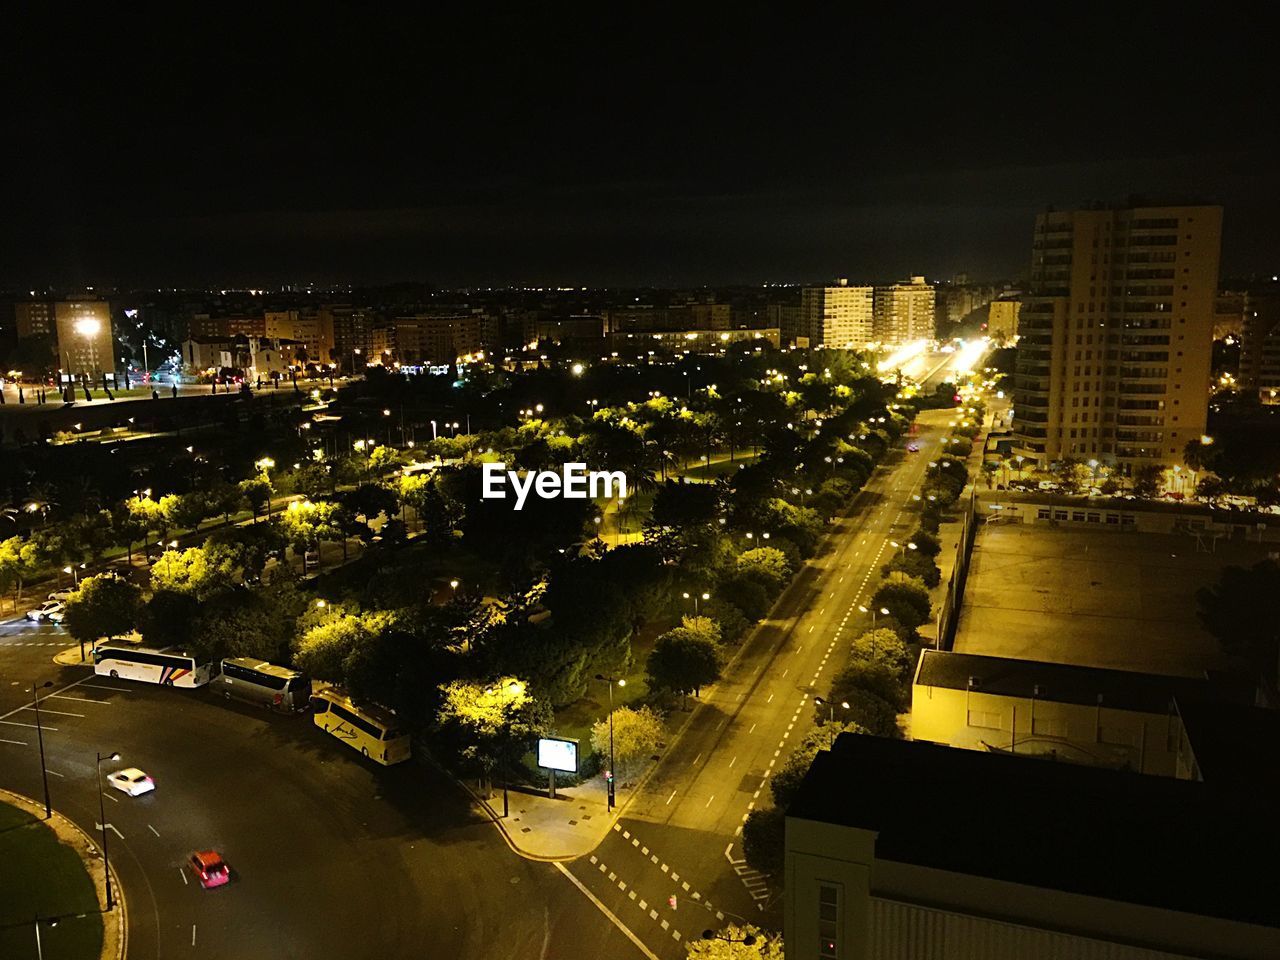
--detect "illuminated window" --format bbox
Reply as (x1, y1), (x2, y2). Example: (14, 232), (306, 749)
(818, 882), (841, 958)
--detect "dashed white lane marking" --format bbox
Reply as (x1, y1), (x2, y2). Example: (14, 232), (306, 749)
(179, 867), (187, 885)
(666, 789), (677, 805)
(101, 791), (118, 803)
(0, 737), (26, 745)
(555, 862), (662, 959)
(149, 823), (160, 838)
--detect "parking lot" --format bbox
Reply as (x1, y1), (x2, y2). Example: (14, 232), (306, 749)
(0, 614), (636, 959)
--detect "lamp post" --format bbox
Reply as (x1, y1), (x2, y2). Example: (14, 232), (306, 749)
(702, 930), (757, 947)
(858, 604), (891, 625)
(34, 915), (59, 960)
(33, 681), (53, 818)
(594, 674), (626, 810)
(95, 750), (121, 910)
(681, 591), (711, 616)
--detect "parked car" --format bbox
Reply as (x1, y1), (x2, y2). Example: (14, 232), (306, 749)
(906, 443), (920, 453)
(107, 768), (156, 797)
(188, 850), (231, 889)
(47, 589), (74, 603)
(26, 600), (65, 624)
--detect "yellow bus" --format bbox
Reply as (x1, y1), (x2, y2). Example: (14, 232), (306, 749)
(309, 687), (410, 765)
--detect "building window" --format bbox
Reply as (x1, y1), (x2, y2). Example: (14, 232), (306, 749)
(967, 710), (1002, 730)
(818, 882), (842, 959)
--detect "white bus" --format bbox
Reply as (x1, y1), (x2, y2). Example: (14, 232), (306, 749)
(310, 687), (410, 765)
(93, 646), (214, 688)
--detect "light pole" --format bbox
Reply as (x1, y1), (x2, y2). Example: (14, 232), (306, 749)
(702, 930), (757, 947)
(34, 915), (59, 960)
(594, 674), (626, 811)
(95, 750), (121, 910)
(681, 591), (711, 616)
(33, 681), (52, 818)
(859, 604), (891, 625)
(813, 696), (850, 745)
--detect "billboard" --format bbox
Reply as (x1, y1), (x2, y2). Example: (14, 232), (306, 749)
(537, 736), (579, 774)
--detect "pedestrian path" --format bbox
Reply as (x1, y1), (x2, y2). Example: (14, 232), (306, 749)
(464, 774), (617, 861)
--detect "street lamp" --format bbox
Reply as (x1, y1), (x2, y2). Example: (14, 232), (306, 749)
(34, 915), (60, 960)
(858, 604), (891, 625)
(681, 590), (711, 615)
(702, 930), (757, 946)
(33, 681), (53, 818)
(594, 674), (626, 810)
(95, 750), (121, 910)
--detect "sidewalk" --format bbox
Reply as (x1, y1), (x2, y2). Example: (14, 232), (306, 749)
(465, 773), (617, 861)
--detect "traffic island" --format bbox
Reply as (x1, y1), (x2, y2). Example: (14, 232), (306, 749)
(0, 790), (125, 960)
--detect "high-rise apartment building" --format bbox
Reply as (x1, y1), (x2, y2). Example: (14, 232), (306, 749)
(54, 300), (115, 379)
(265, 309), (335, 365)
(872, 276), (935, 345)
(799, 280), (873, 349)
(1011, 202), (1222, 471)
(14, 300), (55, 338)
(986, 296), (1021, 342)
(1239, 287), (1280, 404)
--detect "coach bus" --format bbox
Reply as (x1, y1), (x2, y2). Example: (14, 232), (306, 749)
(217, 658), (311, 712)
(309, 686), (410, 765)
(93, 646), (214, 688)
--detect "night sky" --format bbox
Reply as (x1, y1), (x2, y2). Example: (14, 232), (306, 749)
(4, 9), (1276, 289)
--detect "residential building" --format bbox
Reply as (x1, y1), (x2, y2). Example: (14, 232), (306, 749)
(872, 276), (936, 345)
(608, 327), (780, 352)
(1213, 291), (1246, 341)
(524, 315), (606, 347)
(54, 300), (115, 379)
(188, 314), (267, 339)
(391, 314), (485, 365)
(986, 296), (1021, 342)
(785, 734), (1280, 960)
(1238, 287), (1280, 404)
(265, 309), (335, 366)
(323, 304), (377, 372)
(799, 280), (873, 349)
(765, 302), (804, 347)
(937, 282), (1000, 332)
(14, 300), (54, 338)
(181, 335), (300, 381)
(1011, 202), (1222, 471)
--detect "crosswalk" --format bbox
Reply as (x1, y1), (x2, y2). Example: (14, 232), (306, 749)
(725, 844), (770, 907)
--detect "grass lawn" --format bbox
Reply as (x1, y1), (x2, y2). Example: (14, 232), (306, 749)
(0, 801), (103, 960)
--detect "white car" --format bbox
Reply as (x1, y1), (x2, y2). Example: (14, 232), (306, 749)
(26, 600), (65, 623)
(107, 768), (155, 797)
(47, 589), (74, 603)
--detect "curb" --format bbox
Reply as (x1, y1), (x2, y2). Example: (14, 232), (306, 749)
(414, 746), (607, 863)
(0, 787), (127, 960)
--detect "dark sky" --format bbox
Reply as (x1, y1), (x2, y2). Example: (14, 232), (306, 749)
(3, 8), (1276, 289)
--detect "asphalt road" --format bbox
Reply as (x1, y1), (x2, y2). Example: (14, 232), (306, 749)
(0, 622), (641, 960)
(564, 411), (950, 958)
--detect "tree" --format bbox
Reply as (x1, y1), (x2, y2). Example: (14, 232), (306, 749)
(909, 528), (940, 557)
(686, 924), (785, 959)
(830, 657), (909, 712)
(742, 807), (785, 878)
(849, 627), (912, 677)
(591, 704), (664, 785)
(435, 676), (549, 785)
(647, 618), (722, 705)
(736, 546), (791, 593)
(770, 722), (865, 809)
(62, 575), (143, 659)
(1132, 463), (1164, 498)
(871, 573), (931, 631)
(839, 687), (901, 738)
(238, 476), (273, 521)
(293, 611), (367, 683)
(1197, 560), (1280, 688)
(275, 499), (339, 572)
(0, 536), (39, 610)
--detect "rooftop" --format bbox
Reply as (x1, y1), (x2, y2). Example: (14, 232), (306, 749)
(915, 649), (1209, 714)
(789, 734), (1279, 930)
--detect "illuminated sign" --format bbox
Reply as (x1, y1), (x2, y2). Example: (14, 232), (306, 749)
(537, 737), (579, 774)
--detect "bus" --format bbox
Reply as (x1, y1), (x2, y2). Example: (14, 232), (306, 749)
(217, 658), (311, 712)
(93, 646), (214, 688)
(309, 687), (410, 765)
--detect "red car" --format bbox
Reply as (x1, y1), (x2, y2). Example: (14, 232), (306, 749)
(188, 850), (230, 889)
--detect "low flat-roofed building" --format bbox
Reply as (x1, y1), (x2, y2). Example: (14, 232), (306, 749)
(785, 734), (1280, 960)
(608, 327), (780, 352)
(911, 649), (1211, 775)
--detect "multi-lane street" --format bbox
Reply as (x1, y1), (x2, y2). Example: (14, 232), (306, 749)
(564, 411), (950, 957)
(0, 623), (640, 959)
